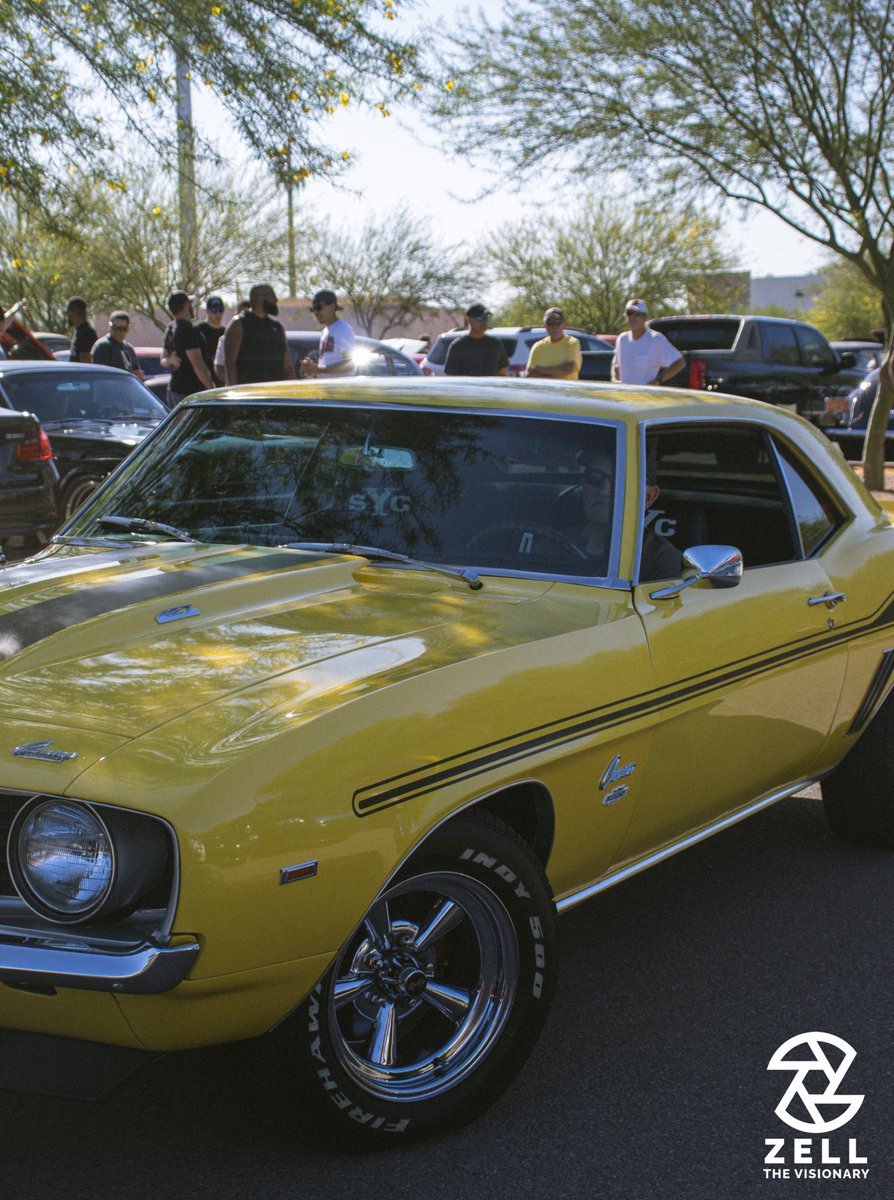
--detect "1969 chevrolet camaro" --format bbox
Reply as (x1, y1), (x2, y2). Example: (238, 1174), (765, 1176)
(1, 378), (893, 1138)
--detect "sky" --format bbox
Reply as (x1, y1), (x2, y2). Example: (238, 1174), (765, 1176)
(192, 0), (827, 285)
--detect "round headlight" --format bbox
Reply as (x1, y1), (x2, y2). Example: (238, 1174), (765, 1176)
(11, 801), (114, 919)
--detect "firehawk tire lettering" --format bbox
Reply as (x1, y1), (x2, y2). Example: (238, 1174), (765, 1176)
(291, 813), (556, 1138)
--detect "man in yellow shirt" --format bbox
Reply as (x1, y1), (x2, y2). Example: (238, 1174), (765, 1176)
(524, 308), (583, 380)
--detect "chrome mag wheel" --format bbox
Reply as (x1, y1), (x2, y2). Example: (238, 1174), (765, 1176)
(328, 871), (518, 1101)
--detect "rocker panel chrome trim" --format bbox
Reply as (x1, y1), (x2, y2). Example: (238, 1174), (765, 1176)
(555, 778), (820, 914)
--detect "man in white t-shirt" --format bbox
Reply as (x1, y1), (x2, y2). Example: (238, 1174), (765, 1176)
(611, 298), (685, 386)
(301, 289), (356, 377)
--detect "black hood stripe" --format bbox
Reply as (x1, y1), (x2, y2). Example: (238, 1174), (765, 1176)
(0, 550), (330, 660)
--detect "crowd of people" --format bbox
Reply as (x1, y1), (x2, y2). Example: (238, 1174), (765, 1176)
(64, 287), (685, 402)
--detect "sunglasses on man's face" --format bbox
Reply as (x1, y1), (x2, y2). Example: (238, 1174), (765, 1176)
(545, 318), (563, 326)
(208, 304), (224, 313)
(470, 312), (492, 321)
(582, 468), (612, 488)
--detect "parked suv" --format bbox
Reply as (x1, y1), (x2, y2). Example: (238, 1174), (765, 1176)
(422, 327), (615, 376)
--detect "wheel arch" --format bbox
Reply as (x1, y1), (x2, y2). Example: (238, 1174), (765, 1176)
(443, 779), (556, 874)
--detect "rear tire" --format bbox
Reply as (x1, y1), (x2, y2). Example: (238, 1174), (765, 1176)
(294, 813), (556, 1139)
(822, 693), (894, 848)
(62, 473), (102, 519)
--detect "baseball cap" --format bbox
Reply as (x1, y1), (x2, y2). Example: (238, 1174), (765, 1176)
(544, 307), (565, 323)
(625, 298), (648, 315)
(311, 289), (340, 309)
(167, 290), (191, 315)
(466, 303), (491, 319)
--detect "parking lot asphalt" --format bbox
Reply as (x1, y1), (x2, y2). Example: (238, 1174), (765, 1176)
(2, 792), (891, 1200)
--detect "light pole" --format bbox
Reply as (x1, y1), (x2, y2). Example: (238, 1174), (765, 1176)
(175, 50), (197, 291)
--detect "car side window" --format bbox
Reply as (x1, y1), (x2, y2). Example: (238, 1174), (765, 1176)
(645, 425), (800, 569)
(772, 438), (844, 556)
(796, 326), (836, 369)
(762, 323), (800, 365)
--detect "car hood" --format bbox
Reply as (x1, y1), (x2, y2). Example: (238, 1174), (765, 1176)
(41, 418), (160, 442)
(0, 542), (569, 747)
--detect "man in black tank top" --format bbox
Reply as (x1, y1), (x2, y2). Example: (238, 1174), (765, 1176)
(224, 284), (295, 385)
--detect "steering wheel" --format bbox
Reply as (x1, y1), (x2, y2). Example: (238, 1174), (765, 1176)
(466, 520), (589, 560)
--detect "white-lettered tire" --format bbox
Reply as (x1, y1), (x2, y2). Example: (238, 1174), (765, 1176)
(822, 692), (894, 848)
(296, 813), (556, 1139)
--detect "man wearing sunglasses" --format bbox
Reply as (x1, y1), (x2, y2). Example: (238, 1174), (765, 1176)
(571, 446), (681, 581)
(301, 290), (356, 377)
(611, 297), (684, 386)
(524, 307), (582, 380)
(90, 311), (144, 379)
(197, 295), (227, 386)
(444, 303), (509, 376)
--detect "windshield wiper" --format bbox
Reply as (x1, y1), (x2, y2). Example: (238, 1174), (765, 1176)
(286, 541), (483, 591)
(96, 515), (198, 542)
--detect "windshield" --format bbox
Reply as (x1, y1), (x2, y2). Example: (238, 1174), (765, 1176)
(67, 402), (620, 579)
(0, 370), (168, 423)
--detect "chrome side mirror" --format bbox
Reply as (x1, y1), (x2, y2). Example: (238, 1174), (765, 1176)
(649, 545), (743, 600)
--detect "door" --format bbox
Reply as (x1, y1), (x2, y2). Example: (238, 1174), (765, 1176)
(618, 422), (847, 861)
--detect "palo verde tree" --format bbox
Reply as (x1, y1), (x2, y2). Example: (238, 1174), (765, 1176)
(0, 1), (420, 203)
(436, 0), (894, 486)
(296, 204), (486, 337)
(489, 199), (738, 333)
(0, 166), (289, 330)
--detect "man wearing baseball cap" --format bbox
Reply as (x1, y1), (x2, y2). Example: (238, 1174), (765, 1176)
(302, 289), (356, 377)
(444, 304), (508, 376)
(162, 290), (213, 406)
(525, 307), (583, 380)
(611, 298), (685, 386)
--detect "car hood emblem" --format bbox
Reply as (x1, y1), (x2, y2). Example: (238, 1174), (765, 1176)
(12, 740), (79, 763)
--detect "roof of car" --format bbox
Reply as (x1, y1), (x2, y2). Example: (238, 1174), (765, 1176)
(0, 360), (132, 375)
(190, 375), (806, 428)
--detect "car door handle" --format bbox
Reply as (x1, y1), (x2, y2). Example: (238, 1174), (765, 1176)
(808, 591), (846, 609)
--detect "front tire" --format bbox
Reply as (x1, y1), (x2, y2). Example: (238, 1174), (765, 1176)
(297, 814), (556, 1138)
(822, 692), (894, 848)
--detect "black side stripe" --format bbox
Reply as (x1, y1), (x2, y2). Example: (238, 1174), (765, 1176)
(0, 550), (328, 660)
(354, 590), (894, 815)
(847, 648), (894, 735)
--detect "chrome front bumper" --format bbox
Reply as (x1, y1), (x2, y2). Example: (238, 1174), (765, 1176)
(0, 931), (200, 995)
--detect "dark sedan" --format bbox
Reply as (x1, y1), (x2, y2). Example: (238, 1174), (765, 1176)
(0, 361), (168, 518)
(0, 407), (61, 558)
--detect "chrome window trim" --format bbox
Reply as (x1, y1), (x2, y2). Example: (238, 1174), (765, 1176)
(634, 414), (859, 584)
(78, 398), (630, 588)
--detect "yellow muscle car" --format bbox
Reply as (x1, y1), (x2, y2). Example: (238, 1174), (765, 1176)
(1, 379), (892, 1138)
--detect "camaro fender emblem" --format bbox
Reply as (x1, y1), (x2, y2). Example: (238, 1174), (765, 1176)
(156, 604), (200, 624)
(12, 740), (79, 763)
(600, 754), (636, 790)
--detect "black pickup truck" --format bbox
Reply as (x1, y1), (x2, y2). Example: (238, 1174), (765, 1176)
(648, 315), (866, 425)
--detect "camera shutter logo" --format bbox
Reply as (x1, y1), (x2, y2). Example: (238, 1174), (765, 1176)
(768, 1033), (864, 1134)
